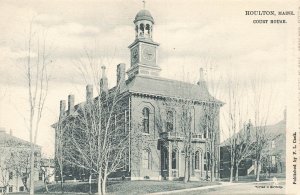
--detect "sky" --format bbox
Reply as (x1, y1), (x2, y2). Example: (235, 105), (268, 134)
(0, 0), (297, 157)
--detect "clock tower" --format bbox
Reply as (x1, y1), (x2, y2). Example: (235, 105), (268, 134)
(127, 6), (161, 79)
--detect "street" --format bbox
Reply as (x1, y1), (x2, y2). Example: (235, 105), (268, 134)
(172, 181), (286, 195)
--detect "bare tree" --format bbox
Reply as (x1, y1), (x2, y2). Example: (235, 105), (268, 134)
(250, 76), (273, 181)
(0, 137), (40, 194)
(23, 21), (52, 195)
(233, 121), (254, 181)
(155, 67), (222, 183)
(59, 48), (130, 195)
(40, 158), (55, 194)
(201, 62), (223, 182)
(222, 76), (244, 182)
(0, 146), (11, 195)
(157, 97), (194, 183)
(64, 84), (128, 195)
(54, 112), (68, 194)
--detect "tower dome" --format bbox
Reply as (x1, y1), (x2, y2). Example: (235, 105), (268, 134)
(134, 9), (154, 24)
(133, 9), (155, 40)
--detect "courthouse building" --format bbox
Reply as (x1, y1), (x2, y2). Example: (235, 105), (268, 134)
(54, 7), (223, 181)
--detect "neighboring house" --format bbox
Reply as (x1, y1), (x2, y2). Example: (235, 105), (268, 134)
(53, 8), (223, 181)
(0, 128), (41, 193)
(40, 158), (55, 184)
(219, 111), (286, 178)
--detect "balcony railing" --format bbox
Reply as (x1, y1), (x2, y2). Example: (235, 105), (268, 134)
(159, 132), (184, 140)
(159, 132), (206, 142)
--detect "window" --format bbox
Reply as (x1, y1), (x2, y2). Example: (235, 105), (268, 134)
(162, 149), (168, 170)
(9, 172), (13, 180)
(145, 24), (150, 35)
(172, 150), (177, 169)
(9, 186), (13, 192)
(19, 186), (24, 192)
(271, 155), (276, 165)
(204, 128), (207, 138)
(143, 108), (150, 134)
(166, 110), (174, 132)
(140, 23), (144, 35)
(142, 149), (150, 169)
(195, 151), (201, 170)
(39, 172), (43, 181)
(271, 141), (275, 148)
(204, 152), (210, 171)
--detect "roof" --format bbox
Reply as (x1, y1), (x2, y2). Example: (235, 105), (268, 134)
(0, 130), (41, 149)
(134, 9), (154, 23)
(126, 75), (223, 104)
(220, 119), (286, 147)
(52, 75), (223, 128)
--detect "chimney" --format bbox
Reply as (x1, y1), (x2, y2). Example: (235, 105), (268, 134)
(117, 63), (126, 90)
(86, 85), (93, 102)
(197, 67), (207, 91)
(68, 95), (75, 114)
(100, 66), (108, 93)
(60, 100), (66, 117)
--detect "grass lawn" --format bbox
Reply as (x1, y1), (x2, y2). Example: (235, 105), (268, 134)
(9, 180), (220, 195)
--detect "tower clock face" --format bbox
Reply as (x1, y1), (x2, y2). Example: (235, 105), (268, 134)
(142, 46), (156, 62)
(131, 47), (139, 64)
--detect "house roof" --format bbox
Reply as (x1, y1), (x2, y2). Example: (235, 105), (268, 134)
(0, 130), (41, 149)
(220, 119), (286, 147)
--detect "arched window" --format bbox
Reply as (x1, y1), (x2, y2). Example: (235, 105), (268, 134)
(161, 148), (168, 170)
(140, 23), (145, 35)
(195, 151), (201, 170)
(143, 108), (150, 133)
(142, 149), (151, 169)
(166, 110), (174, 132)
(145, 24), (150, 35)
(172, 150), (177, 169)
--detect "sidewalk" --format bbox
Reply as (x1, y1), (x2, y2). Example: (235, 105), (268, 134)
(147, 179), (285, 195)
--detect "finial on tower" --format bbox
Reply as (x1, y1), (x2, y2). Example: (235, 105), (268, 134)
(101, 65), (106, 78)
(142, 0), (146, 9)
(199, 68), (204, 81)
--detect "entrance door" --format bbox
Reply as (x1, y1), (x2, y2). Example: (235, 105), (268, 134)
(161, 148), (168, 179)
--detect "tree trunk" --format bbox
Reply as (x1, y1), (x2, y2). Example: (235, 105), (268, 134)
(210, 140), (215, 182)
(256, 161), (261, 181)
(101, 173), (108, 195)
(97, 175), (102, 195)
(184, 153), (188, 183)
(210, 156), (215, 182)
(89, 174), (92, 195)
(60, 170), (64, 194)
(229, 165), (234, 182)
(188, 154), (191, 182)
(45, 182), (49, 193)
(235, 163), (239, 181)
(29, 147), (35, 195)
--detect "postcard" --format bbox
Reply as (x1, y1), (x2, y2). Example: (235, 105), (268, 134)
(0, 0), (298, 194)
